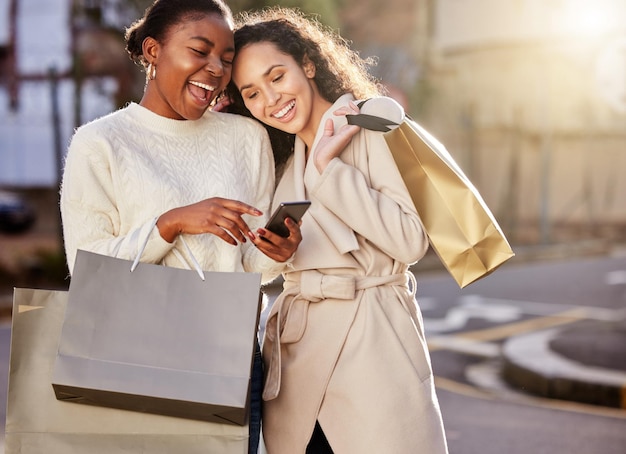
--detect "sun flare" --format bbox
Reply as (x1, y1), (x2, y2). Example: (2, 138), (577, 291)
(560, 1), (617, 37)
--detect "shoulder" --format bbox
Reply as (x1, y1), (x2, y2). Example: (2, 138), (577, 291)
(202, 112), (272, 163)
(357, 96), (405, 125)
(72, 106), (131, 139)
(205, 110), (267, 136)
(66, 107), (142, 168)
(204, 111), (271, 156)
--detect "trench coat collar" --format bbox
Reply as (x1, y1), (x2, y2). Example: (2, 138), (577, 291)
(291, 94), (359, 255)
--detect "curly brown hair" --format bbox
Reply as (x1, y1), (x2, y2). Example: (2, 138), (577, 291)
(224, 7), (383, 174)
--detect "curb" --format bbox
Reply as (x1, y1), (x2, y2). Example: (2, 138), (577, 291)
(502, 327), (626, 409)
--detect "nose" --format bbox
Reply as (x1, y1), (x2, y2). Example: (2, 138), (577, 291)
(266, 88), (280, 107)
(205, 57), (224, 77)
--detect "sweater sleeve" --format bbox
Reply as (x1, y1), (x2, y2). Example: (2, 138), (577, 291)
(238, 122), (287, 284)
(60, 129), (173, 274)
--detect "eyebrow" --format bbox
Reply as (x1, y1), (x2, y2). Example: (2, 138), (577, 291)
(190, 36), (235, 54)
(239, 64), (285, 91)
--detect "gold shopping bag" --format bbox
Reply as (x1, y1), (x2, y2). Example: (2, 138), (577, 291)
(385, 120), (514, 287)
(349, 100), (514, 287)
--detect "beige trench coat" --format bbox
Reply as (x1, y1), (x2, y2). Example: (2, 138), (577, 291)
(262, 95), (449, 454)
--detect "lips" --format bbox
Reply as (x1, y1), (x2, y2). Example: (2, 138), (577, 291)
(188, 80), (217, 102)
(272, 100), (295, 120)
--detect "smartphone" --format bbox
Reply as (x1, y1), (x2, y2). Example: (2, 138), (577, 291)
(264, 201), (311, 238)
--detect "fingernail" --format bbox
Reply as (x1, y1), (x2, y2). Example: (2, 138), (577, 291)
(247, 231), (255, 241)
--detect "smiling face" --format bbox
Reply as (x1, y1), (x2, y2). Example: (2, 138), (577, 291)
(140, 13), (234, 120)
(232, 41), (331, 147)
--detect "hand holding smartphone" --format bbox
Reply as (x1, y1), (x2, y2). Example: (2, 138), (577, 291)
(264, 201), (311, 238)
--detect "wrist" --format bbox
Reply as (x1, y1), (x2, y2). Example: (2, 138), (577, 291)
(314, 156), (329, 173)
(156, 210), (181, 243)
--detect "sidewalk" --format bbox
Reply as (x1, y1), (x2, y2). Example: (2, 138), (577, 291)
(502, 316), (626, 409)
(495, 242), (626, 409)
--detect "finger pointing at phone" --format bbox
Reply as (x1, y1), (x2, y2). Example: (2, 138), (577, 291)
(156, 197), (262, 245)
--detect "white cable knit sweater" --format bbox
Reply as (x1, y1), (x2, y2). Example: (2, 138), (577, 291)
(61, 102), (283, 283)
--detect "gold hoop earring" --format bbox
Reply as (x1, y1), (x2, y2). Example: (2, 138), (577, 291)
(147, 63), (156, 80)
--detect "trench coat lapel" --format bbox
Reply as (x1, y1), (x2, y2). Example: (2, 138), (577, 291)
(298, 95), (359, 255)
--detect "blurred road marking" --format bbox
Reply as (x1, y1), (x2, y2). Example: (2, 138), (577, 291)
(455, 308), (588, 342)
(427, 309), (587, 353)
(427, 335), (500, 356)
(434, 376), (494, 400)
(466, 296), (618, 321)
(423, 296), (618, 335)
(434, 375), (626, 420)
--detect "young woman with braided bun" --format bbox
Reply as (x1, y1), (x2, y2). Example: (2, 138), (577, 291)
(61, 1), (302, 451)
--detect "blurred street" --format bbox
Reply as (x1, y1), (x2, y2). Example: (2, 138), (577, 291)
(414, 253), (626, 453)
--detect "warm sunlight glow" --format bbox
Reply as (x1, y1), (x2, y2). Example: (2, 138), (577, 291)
(560, 1), (616, 37)
(595, 37), (626, 113)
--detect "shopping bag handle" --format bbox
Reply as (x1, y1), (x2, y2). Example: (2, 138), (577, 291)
(345, 99), (400, 132)
(130, 217), (206, 281)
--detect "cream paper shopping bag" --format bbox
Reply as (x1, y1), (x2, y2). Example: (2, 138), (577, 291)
(5, 287), (251, 454)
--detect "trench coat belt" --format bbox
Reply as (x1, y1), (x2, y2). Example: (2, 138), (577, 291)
(263, 270), (409, 401)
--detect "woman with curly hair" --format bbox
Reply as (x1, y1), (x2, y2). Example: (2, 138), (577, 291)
(225, 7), (448, 454)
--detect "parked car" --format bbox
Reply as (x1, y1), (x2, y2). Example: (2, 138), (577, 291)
(0, 191), (36, 234)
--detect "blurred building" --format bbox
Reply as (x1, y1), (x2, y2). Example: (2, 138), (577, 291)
(0, 0), (139, 188)
(411, 0), (626, 242)
(1, 0), (625, 244)
(320, 0), (626, 243)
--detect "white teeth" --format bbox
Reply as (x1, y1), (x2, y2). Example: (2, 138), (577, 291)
(273, 101), (295, 119)
(189, 81), (217, 91)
